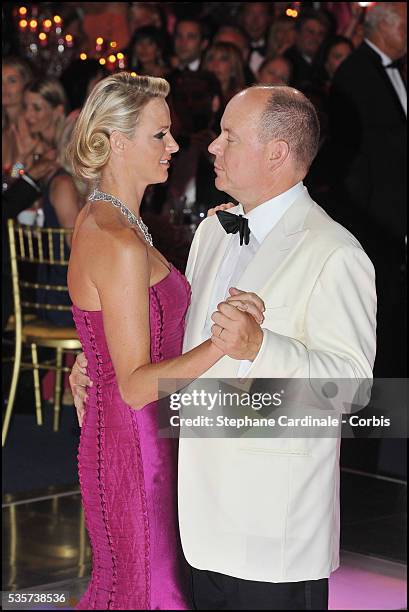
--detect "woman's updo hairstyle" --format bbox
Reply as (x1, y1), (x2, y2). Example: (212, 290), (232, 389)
(68, 71), (170, 182)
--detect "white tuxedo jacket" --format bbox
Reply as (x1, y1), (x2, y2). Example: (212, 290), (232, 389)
(178, 190), (377, 582)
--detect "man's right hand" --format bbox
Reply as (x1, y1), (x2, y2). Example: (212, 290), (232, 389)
(69, 352), (92, 427)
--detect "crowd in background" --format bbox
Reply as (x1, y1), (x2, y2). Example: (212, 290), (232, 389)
(2, 1), (407, 378)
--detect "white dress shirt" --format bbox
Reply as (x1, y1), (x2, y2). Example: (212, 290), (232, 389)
(186, 58), (201, 72)
(249, 38), (266, 73)
(365, 38), (407, 116)
(203, 181), (305, 374)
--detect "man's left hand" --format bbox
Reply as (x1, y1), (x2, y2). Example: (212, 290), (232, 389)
(210, 302), (263, 361)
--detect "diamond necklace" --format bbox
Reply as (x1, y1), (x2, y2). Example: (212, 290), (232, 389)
(88, 187), (153, 246)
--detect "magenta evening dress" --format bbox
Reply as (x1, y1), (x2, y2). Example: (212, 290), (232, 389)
(72, 265), (192, 610)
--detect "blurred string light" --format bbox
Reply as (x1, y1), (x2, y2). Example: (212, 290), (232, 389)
(92, 38), (125, 71)
(358, 2), (376, 6)
(16, 5), (129, 74)
(117, 52), (125, 69)
(286, 2), (300, 18)
(15, 5), (75, 76)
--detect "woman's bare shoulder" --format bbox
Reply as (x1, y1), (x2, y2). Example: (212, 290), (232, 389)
(73, 204), (148, 263)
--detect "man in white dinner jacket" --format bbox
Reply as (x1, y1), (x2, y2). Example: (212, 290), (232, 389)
(178, 85), (377, 610)
(70, 85), (376, 610)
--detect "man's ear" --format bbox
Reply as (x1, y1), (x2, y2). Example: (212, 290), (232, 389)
(109, 130), (127, 155)
(268, 139), (290, 171)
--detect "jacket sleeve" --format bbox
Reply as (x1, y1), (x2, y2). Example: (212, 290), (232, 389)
(246, 245), (377, 408)
(185, 218), (207, 285)
(2, 176), (40, 224)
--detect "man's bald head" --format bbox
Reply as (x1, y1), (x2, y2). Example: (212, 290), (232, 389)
(209, 85), (319, 207)
(239, 85), (320, 175)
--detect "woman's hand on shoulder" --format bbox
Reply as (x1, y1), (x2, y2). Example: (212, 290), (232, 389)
(207, 202), (236, 217)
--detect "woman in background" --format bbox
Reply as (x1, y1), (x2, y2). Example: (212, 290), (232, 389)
(257, 55), (293, 86)
(9, 77), (68, 222)
(23, 77), (68, 163)
(320, 35), (354, 91)
(2, 56), (33, 175)
(202, 41), (246, 108)
(125, 25), (170, 77)
(308, 35), (354, 109)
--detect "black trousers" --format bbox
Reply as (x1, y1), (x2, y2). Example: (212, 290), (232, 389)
(191, 567), (328, 611)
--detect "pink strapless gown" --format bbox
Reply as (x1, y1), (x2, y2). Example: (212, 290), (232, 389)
(72, 265), (192, 610)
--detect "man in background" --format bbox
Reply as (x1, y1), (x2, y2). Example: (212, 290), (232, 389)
(285, 9), (330, 91)
(328, 1), (407, 379)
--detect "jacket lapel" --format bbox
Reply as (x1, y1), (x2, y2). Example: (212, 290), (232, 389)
(236, 190), (314, 297)
(186, 229), (233, 347)
(362, 42), (407, 122)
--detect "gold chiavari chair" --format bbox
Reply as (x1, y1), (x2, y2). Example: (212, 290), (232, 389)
(2, 219), (82, 446)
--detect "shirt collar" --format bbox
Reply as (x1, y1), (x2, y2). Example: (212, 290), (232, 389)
(188, 58), (201, 71)
(365, 38), (392, 66)
(235, 182), (305, 244)
(250, 38), (266, 48)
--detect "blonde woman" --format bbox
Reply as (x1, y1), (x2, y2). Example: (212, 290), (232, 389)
(2, 56), (33, 174)
(23, 77), (67, 161)
(67, 72), (263, 609)
(202, 42), (246, 107)
(8, 77), (67, 183)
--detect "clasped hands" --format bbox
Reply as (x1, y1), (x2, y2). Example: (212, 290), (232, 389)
(210, 287), (265, 361)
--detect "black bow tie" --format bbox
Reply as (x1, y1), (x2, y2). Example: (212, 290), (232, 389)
(385, 58), (404, 69)
(250, 39), (266, 49)
(216, 210), (250, 246)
